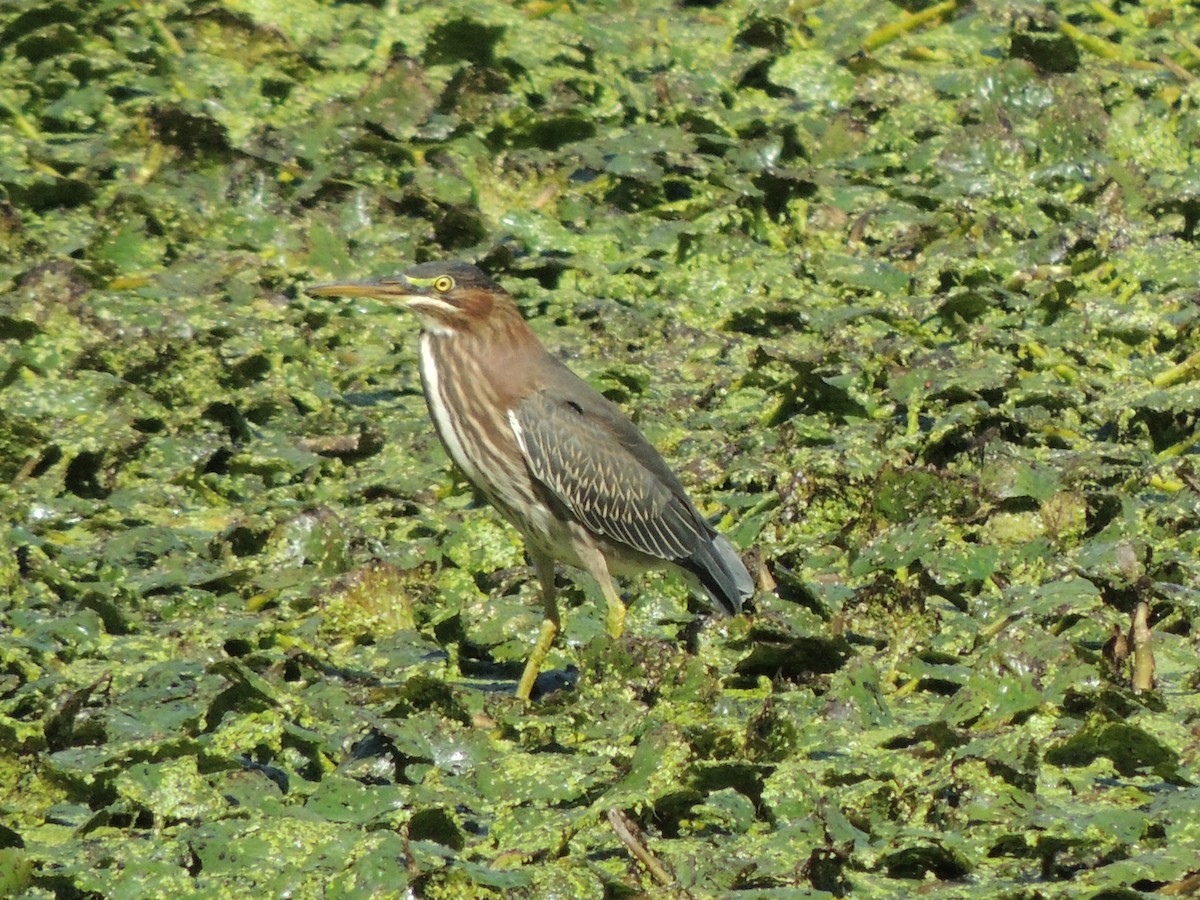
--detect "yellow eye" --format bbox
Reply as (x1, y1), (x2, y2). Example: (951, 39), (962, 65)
(433, 275), (454, 292)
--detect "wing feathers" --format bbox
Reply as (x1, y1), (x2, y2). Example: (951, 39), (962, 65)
(510, 383), (752, 614)
(512, 388), (722, 558)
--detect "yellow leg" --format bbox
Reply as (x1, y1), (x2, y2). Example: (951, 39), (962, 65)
(516, 617), (558, 701)
(600, 577), (626, 639)
(516, 556), (560, 702)
(578, 543), (626, 639)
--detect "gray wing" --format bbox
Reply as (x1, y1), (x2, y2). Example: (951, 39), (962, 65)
(508, 389), (711, 562)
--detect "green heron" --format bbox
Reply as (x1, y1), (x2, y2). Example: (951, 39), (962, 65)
(307, 262), (753, 699)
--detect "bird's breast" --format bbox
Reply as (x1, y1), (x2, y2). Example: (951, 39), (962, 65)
(417, 332), (534, 513)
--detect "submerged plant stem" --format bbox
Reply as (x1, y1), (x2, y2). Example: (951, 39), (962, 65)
(607, 807), (676, 888)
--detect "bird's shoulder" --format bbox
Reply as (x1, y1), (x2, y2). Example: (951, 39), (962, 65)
(515, 353), (701, 509)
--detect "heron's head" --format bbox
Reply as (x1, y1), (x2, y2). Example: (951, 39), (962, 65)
(306, 261), (515, 335)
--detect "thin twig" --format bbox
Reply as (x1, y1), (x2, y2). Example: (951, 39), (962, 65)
(1158, 54), (1197, 83)
(860, 0), (962, 53)
(606, 807), (676, 888)
(1152, 349), (1200, 388)
(1129, 601), (1155, 693)
(1177, 35), (1200, 62)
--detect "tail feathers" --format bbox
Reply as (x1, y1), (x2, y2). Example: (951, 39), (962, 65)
(682, 533), (754, 616)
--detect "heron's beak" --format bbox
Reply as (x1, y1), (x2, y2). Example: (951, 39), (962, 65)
(305, 277), (416, 300)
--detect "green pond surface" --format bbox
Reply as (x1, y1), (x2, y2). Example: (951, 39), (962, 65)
(1, 0), (1199, 896)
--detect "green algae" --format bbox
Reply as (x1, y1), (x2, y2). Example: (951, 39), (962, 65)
(2, 0), (1200, 896)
